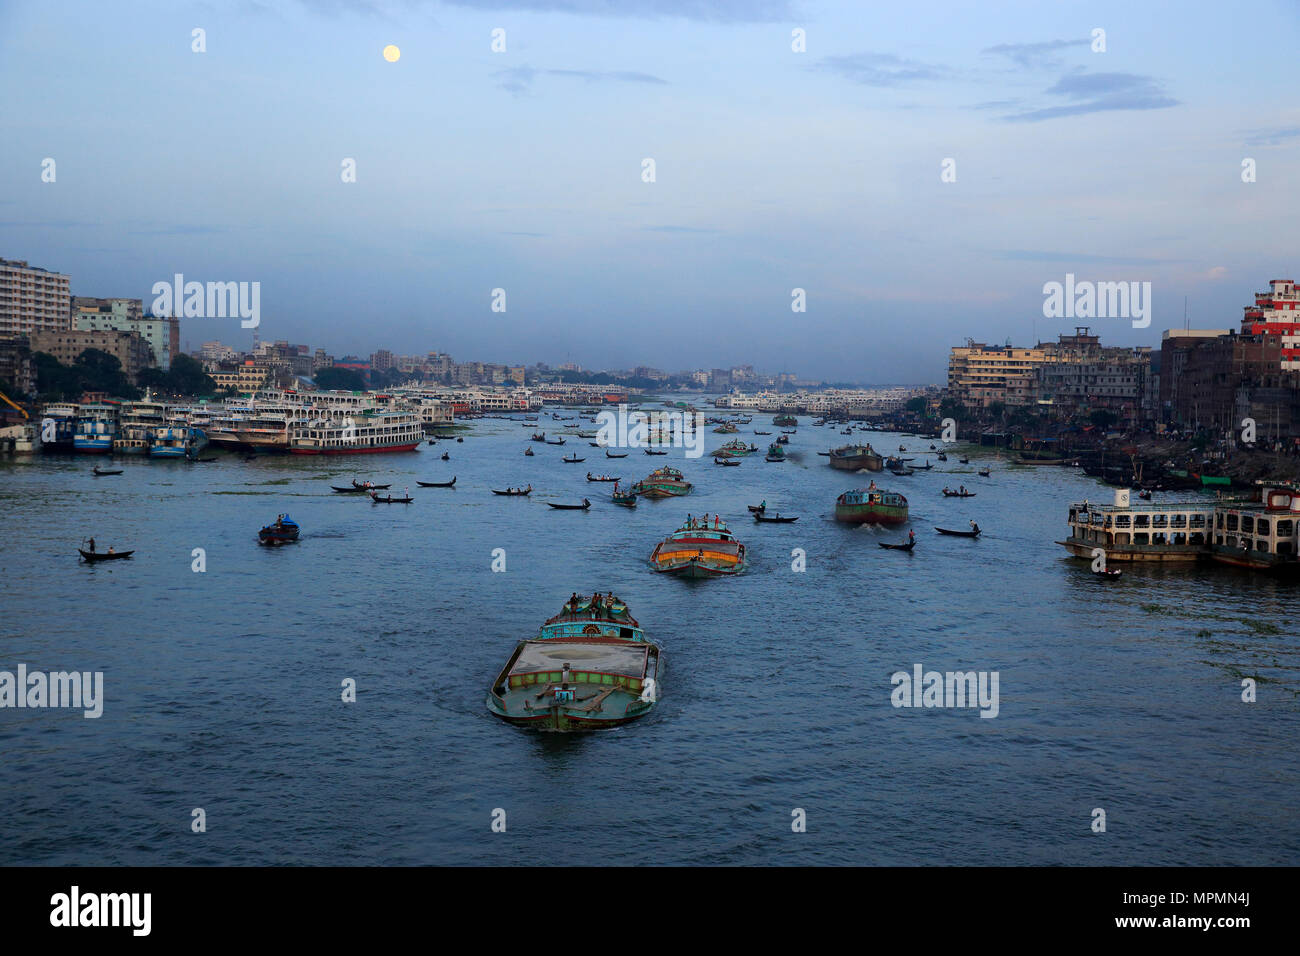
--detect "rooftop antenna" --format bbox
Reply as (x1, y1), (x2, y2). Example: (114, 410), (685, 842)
(1184, 296), (1188, 331)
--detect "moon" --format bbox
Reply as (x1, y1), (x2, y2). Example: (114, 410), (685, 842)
(382, 45), (400, 63)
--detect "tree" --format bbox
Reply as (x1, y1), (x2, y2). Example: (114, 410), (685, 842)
(314, 366), (367, 391)
(905, 396), (928, 415)
(1089, 409), (1118, 430)
(166, 354), (216, 396)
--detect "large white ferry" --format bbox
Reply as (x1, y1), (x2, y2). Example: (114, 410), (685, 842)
(288, 409), (423, 454)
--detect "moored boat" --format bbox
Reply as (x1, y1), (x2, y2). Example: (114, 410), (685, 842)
(650, 515), (746, 577)
(485, 593), (660, 732)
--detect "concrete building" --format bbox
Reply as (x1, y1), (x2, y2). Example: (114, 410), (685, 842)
(0, 334), (37, 396)
(1, 258), (71, 334)
(29, 328), (153, 380)
(73, 298), (179, 370)
(210, 362), (271, 393)
(1240, 278), (1300, 371)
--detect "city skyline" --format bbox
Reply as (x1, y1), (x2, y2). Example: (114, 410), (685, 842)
(3, 0), (1298, 380)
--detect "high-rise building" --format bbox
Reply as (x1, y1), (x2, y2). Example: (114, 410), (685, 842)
(73, 297), (179, 370)
(1240, 278), (1300, 370)
(0, 258), (72, 334)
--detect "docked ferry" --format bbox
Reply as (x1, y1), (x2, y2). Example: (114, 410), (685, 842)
(73, 404), (120, 453)
(828, 443), (883, 471)
(650, 515), (747, 577)
(288, 410), (423, 454)
(113, 397), (171, 455)
(1208, 487), (1300, 574)
(38, 402), (79, 452)
(630, 465), (693, 498)
(486, 593), (660, 732)
(150, 423), (208, 458)
(834, 486), (909, 525)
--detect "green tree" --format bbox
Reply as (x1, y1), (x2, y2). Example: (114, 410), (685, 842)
(314, 366), (367, 391)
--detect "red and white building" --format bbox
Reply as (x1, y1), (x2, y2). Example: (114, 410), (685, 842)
(1242, 278), (1300, 370)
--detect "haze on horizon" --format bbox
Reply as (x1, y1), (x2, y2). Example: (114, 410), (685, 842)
(2, 0), (1297, 384)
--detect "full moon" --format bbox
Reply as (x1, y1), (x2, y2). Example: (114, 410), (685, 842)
(382, 44), (400, 63)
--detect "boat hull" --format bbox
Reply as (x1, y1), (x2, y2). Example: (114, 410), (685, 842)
(834, 504), (908, 525)
(289, 442), (420, 455)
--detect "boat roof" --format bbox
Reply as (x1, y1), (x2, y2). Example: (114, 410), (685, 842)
(510, 640), (648, 678)
(542, 594), (639, 628)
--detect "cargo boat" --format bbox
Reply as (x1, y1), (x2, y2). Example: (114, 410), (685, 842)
(630, 465), (693, 498)
(834, 485), (909, 525)
(828, 443), (883, 472)
(650, 515), (746, 577)
(486, 593), (660, 732)
(709, 439), (757, 458)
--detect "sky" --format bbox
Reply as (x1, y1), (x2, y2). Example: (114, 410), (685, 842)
(2, 0), (1298, 383)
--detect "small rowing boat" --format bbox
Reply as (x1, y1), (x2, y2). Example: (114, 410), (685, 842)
(714, 457), (741, 466)
(644, 449), (668, 456)
(353, 480), (391, 490)
(754, 513), (798, 523)
(942, 490), (976, 498)
(79, 548), (134, 562)
(492, 486), (532, 496)
(935, 526), (980, 537)
(563, 454), (586, 463)
(416, 477), (457, 488)
(547, 499), (591, 510)
(92, 467), (123, 476)
(370, 492), (414, 503)
(606, 451), (628, 458)
(586, 473), (620, 482)
(878, 540), (915, 551)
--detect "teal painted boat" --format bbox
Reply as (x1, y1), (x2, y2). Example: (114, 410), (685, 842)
(765, 442), (786, 462)
(630, 465), (693, 498)
(486, 593), (660, 732)
(709, 439), (757, 458)
(834, 486), (909, 525)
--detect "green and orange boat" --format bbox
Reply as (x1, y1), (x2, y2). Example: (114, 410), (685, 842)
(709, 438), (758, 458)
(650, 515), (747, 577)
(834, 485), (909, 525)
(485, 593), (660, 732)
(630, 465), (693, 498)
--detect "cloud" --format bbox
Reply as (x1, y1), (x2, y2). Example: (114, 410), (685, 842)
(496, 65), (668, 94)
(1003, 72), (1179, 122)
(127, 225), (229, 236)
(444, 0), (794, 21)
(641, 225), (718, 233)
(1242, 125), (1300, 147)
(1204, 266), (1228, 280)
(817, 52), (944, 88)
(982, 38), (1089, 70)
(996, 250), (1184, 266)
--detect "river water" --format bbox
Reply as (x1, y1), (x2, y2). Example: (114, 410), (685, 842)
(1, 411), (1296, 865)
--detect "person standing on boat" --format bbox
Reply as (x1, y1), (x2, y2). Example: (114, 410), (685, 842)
(908, 530), (915, 545)
(969, 520), (980, 535)
(88, 538), (96, 553)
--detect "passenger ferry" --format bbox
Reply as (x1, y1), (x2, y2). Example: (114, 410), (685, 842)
(288, 410), (423, 454)
(113, 397), (170, 455)
(150, 423), (208, 458)
(1057, 486), (1300, 574)
(38, 402), (79, 452)
(486, 592), (660, 732)
(73, 404), (120, 453)
(650, 515), (747, 577)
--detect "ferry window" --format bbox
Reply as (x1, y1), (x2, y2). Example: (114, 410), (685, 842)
(1257, 540), (1269, 553)
(1241, 516), (1254, 534)
(1134, 515), (1149, 528)
(1278, 520), (1294, 536)
(1256, 519), (1270, 535)
(1216, 513), (1224, 529)
(1134, 533), (1149, 545)
(1191, 533), (1205, 545)
(1226, 515), (1238, 531)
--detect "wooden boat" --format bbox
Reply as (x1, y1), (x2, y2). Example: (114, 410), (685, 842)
(441, 453), (450, 460)
(714, 457), (741, 466)
(834, 487), (908, 525)
(258, 515), (300, 544)
(562, 454), (585, 463)
(547, 499), (592, 510)
(650, 516), (746, 577)
(485, 593), (659, 732)
(936, 452), (948, 461)
(416, 477), (457, 488)
(775, 434), (790, 445)
(878, 539), (916, 551)
(765, 442), (786, 463)
(545, 438), (566, 446)
(611, 488), (638, 507)
(79, 548), (134, 562)
(889, 467), (915, 476)
(773, 414), (797, 427)
(644, 449), (668, 456)
(959, 457), (970, 464)
(586, 473), (620, 482)
(370, 492), (414, 503)
(1093, 567), (1123, 578)
(753, 430), (772, 435)
(530, 433), (547, 442)
(978, 468), (990, 477)
(353, 480), (391, 490)
(828, 443), (883, 471)
(492, 486), (532, 496)
(630, 466), (693, 498)
(331, 485), (368, 493)
(710, 439), (758, 458)
(935, 526), (981, 537)
(914, 462), (933, 470)
(92, 467), (123, 476)
(754, 512), (798, 523)
(942, 490), (976, 497)
(606, 451), (628, 458)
